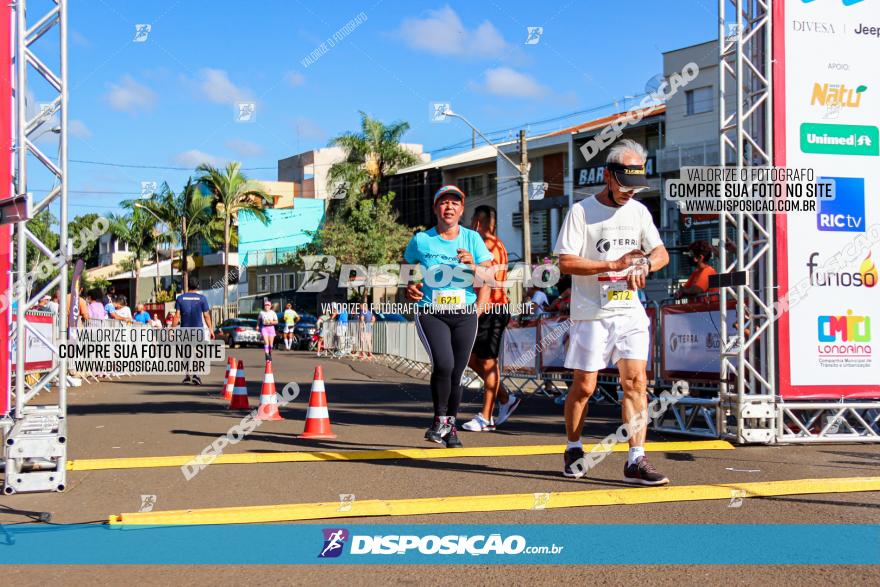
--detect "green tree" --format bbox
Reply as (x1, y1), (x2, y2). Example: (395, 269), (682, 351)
(106, 208), (156, 307)
(22, 210), (60, 296)
(297, 193), (417, 300)
(196, 162), (270, 309)
(68, 213), (102, 267)
(125, 179), (219, 294)
(327, 111), (420, 208)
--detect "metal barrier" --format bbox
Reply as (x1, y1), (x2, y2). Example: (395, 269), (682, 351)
(318, 306), (880, 443)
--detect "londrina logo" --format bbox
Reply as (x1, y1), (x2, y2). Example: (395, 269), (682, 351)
(801, 123), (879, 156)
(811, 83), (867, 108)
(817, 310), (871, 357)
(818, 310), (871, 341)
(816, 177), (865, 232)
(806, 251), (878, 287)
(318, 528), (349, 558)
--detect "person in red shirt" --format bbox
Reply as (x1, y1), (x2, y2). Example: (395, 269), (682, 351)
(675, 240), (717, 299)
(460, 205), (522, 432)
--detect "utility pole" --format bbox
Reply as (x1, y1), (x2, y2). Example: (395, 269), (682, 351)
(519, 130), (531, 270)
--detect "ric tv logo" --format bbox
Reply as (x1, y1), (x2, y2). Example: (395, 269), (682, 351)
(817, 310), (872, 357)
(816, 177), (865, 232)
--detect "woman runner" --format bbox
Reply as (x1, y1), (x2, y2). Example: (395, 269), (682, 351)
(404, 185), (494, 448)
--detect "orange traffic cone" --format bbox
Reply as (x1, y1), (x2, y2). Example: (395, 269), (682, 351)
(223, 357), (236, 401)
(300, 365), (336, 439)
(256, 360), (282, 421)
(228, 360), (250, 410)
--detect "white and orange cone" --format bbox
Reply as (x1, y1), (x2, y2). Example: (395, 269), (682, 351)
(223, 357), (236, 401)
(255, 360), (283, 421)
(299, 365), (336, 439)
(228, 360), (250, 410)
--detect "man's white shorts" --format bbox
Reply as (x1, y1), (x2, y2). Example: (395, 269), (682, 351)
(564, 312), (650, 372)
(335, 323), (347, 338)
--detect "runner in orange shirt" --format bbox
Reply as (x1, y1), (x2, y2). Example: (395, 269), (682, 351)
(461, 205), (521, 432)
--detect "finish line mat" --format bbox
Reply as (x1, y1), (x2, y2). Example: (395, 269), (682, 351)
(109, 475), (880, 525)
(68, 440), (734, 471)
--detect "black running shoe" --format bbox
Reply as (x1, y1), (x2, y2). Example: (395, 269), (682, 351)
(444, 418), (463, 448)
(191, 375), (202, 386)
(563, 447), (586, 479)
(424, 418), (449, 444)
(182, 375), (191, 384)
(623, 456), (669, 486)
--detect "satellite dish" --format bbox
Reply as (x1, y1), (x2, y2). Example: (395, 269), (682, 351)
(644, 73), (668, 95)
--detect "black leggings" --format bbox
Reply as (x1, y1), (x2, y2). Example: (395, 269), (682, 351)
(415, 310), (479, 418)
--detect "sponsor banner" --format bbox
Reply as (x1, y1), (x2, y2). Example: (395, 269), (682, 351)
(10, 312), (55, 372)
(500, 321), (538, 374)
(776, 0), (880, 397)
(0, 0), (13, 415)
(538, 309), (655, 378)
(660, 302), (736, 380)
(0, 524), (878, 564)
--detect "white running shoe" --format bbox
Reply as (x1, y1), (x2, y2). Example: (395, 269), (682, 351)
(461, 413), (495, 432)
(495, 394), (522, 426)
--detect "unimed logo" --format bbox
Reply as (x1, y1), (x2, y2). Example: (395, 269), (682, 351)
(318, 528), (348, 558)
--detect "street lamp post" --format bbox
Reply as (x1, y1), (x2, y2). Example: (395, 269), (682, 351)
(441, 108), (532, 290)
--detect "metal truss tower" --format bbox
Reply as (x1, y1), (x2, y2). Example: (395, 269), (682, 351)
(717, 0), (777, 443)
(3, 0), (69, 493)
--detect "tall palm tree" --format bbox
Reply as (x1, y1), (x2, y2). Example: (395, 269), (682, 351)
(327, 111), (420, 205)
(196, 162), (270, 310)
(125, 179), (218, 293)
(106, 208), (156, 308)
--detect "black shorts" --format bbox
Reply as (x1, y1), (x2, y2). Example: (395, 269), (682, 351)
(471, 311), (511, 359)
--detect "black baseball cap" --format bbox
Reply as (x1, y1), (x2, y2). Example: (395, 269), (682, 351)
(606, 161), (650, 189)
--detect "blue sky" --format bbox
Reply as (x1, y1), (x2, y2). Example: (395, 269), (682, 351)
(31, 0), (718, 217)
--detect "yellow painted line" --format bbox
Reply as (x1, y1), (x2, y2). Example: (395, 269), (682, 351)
(109, 476), (880, 525)
(69, 440), (733, 471)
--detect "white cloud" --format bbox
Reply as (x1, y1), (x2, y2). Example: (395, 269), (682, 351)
(172, 149), (221, 168)
(70, 119), (91, 139)
(225, 138), (264, 158)
(396, 6), (508, 59)
(479, 67), (548, 99)
(105, 75), (156, 113)
(285, 71), (306, 87)
(195, 68), (254, 104)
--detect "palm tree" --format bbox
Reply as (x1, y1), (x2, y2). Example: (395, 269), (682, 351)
(327, 111), (420, 205)
(106, 208), (156, 308)
(125, 179), (218, 293)
(196, 162), (270, 310)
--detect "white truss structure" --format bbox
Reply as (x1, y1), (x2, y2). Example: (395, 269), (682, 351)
(3, 0), (69, 493)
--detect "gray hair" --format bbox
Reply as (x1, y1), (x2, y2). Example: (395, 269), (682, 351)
(606, 139), (647, 165)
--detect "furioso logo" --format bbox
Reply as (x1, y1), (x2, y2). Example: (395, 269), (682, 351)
(806, 251), (878, 287)
(319, 528), (349, 558)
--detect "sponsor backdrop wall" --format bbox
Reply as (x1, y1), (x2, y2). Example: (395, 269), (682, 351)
(775, 0), (880, 398)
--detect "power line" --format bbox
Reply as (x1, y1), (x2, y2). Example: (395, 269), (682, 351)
(70, 158), (276, 171)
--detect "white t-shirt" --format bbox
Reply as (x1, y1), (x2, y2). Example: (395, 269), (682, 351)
(553, 195), (662, 321)
(259, 310), (277, 326)
(530, 290), (549, 314)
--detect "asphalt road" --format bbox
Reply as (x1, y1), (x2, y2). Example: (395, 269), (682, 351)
(2, 347), (879, 583)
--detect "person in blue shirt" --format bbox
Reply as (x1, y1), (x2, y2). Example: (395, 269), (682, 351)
(174, 288), (214, 385)
(404, 185), (494, 448)
(133, 303), (151, 324)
